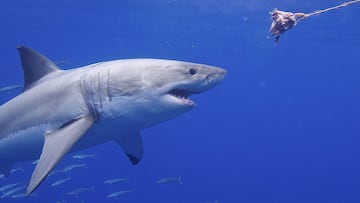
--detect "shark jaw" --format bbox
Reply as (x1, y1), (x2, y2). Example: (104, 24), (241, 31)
(0, 46), (226, 195)
(168, 89), (196, 106)
(165, 72), (226, 107)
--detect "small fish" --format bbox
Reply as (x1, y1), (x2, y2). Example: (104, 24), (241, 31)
(10, 167), (24, 174)
(48, 169), (64, 177)
(0, 183), (22, 192)
(72, 153), (96, 160)
(0, 186), (25, 198)
(67, 187), (95, 196)
(51, 177), (71, 187)
(63, 163), (86, 172)
(156, 176), (182, 185)
(107, 190), (132, 198)
(0, 85), (22, 93)
(11, 192), (36, 198)
(103, 176), (128, 184)
(55, 197), (67, 203)
(202, 200), (219, 203)
(31, 159), (39, 165)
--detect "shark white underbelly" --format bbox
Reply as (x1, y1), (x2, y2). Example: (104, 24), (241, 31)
(0, 121), (121, 163)
(0, 46), (226, 195)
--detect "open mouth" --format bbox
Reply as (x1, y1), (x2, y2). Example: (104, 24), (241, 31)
(168, 89), (195, 106)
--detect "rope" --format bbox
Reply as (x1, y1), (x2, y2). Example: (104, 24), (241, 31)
(296, 0), (360, 22)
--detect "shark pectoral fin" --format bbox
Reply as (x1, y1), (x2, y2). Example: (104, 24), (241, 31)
(0, 163), (13, 177)
(26, 115), (94, 195)
(115, 131), (144, 165)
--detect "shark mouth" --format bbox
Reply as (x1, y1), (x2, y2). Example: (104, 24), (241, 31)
(168, 89), (196, 106)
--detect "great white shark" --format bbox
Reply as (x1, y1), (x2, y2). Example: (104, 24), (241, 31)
(0, 46), (226, 195)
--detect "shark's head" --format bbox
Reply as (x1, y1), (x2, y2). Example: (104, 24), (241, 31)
(88, 59), (226, 128)
(139, 59), (226, 107)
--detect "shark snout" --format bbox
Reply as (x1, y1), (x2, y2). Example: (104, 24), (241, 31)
(190, 66), (226, 94)
(206, 67), (226, 85)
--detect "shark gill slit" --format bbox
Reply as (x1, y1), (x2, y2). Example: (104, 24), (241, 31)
(96, 71), (103, 110)
(80, 75), (101, 121)
(106, 69), (112, 102)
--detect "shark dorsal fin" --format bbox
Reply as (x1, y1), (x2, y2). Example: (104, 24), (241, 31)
(17, 46), (61, 91)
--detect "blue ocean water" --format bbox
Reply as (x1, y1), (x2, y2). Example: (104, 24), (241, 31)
(0, 0), (359, 202)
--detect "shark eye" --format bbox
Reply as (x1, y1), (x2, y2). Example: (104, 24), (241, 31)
(189, 68), (196, 75)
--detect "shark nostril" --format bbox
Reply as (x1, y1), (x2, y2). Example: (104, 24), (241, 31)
(4, 47), (225, 195)
(205, 70), (226, 86)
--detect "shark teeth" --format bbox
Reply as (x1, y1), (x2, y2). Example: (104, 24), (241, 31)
(169, 90), (195, 106)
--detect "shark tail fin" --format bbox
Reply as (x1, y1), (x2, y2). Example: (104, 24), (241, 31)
(125, 176), (128, 183)
(178, 176), (182, 185)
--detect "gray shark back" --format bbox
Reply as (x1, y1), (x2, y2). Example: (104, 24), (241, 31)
(0, 46), (226, 195)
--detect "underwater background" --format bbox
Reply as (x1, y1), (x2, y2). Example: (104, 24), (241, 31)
(0, 0), (360, 202)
